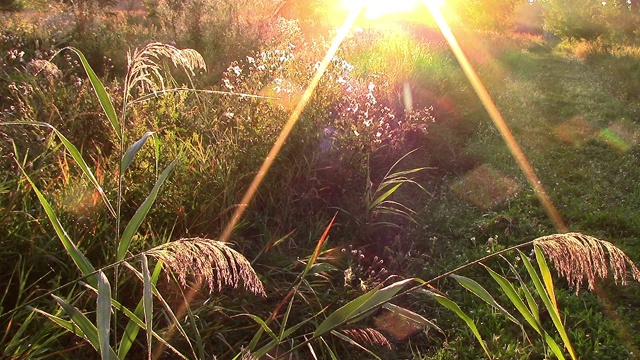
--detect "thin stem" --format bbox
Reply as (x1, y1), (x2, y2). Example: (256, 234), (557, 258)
(273, 239), (537, 359)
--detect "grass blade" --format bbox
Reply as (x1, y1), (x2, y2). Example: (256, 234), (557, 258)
(425, 290), (491, 358)
(97, 271), (112, 360)
(27, 306), (77, 334)
(535, 246), (559, 313)
(65, 47), (121, 137)
(314, 278), (413, 337)
(80, 271), (188, 359)
(52, 295), (118, 359)
(242, 314), (278, 340)
(2, 121), (116, 217)
(451, 274), (522, 327)
(118, 261), (162, 358)
(483, 264), (566, 359)
(520, 249), (576, 360)
(15, 154), (96, 285)
(142, 254), (153, 360)
(381, 303), (444, 334)
(482, 265), (538, 331)
(122, 261), (196, 358)
(117, 159), (178, 261)
(331, 331), (384, 360)
(121, 132), (155, 174)
(51, 126), (115, 217)
(368, 183), (402, 211)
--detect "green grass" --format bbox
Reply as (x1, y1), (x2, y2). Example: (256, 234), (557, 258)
(2, 5), (640, 359)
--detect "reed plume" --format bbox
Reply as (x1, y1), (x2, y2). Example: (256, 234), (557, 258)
(146, 237), (265, 296)
(341, 328), (392, 350)
(534, 232), (640, 293)
(125, 42), (207, 97)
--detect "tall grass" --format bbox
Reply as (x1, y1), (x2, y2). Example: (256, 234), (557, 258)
(2, 5), (640, 358)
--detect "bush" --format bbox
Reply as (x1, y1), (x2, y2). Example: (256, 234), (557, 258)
(543, 0), (640, 43)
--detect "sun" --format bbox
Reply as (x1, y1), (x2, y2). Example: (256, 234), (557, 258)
(342, 0), (443, 20)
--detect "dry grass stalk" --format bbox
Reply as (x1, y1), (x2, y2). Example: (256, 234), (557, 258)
(534, 232), (640, 293)
(146, 237), (265, 296)
(341, 328), (392, 350)
(125, 42), (206, 96)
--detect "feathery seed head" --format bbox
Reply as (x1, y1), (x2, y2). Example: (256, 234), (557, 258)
(125, 42), (206, 97)
(534, 233), (640, 293)
(146, 237), (265, 296)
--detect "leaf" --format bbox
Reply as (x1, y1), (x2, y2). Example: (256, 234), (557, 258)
(121, 132), (155, 174)
(451, 274), (522, 327)
(52, 295), (118, 359)
(381, 303), (444, 334)
(2, 121), (116, 217)
(331, 331), (384, 360)
(241, 314), (278, 340)
(79, 266), (188, 359)
(97, 271), (112, 360)
(142, 255), (153, 360)
(314, 278), (413, 337)
(520, 250), (576, 360)
(251, 316), (315, 358)
(15, 154), (96, 286)
(368, 183), (402, 211)
(51, 127), (116, 217)
(66, 47), (121, 137)
(483, 265), (566, 359)
(118, 261), (162, 358)
(28, 306), (78, 334)
(425, 290), (491, 358)
(117, 159), (178, 261)
(122, 261), (196, 358)
(535, 245), (559, 313)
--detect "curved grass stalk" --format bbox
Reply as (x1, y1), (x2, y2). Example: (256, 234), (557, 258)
(263, 233), (640, 359)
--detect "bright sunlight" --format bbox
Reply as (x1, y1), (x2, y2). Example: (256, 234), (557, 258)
(343, 0), (421, 19)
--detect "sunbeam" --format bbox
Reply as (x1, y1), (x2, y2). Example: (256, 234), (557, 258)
(154, 5), (367, 358)
(423, 0), (567, 232)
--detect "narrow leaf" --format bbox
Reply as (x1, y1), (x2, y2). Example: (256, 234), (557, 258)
(535, 246), (559, 313)
(382, 303), (444, 334)
(331, 331), (384, 360)
(80, 268), (188, 359)
(427, 291), (491, 358)
(66, 47), (121, 137)
(482, 266), (538, 331)
(142, 254), (153, 360)
(368, 183), (402, 211)
(521, 250), (576, 360)
(2, 121), (115, 217)
(53, 295), (118, 359)
(51, 128), (116, 217)
(117, 159), (178, 261)
(122, 261), (196, 358)
(16, 156), (96, 285)
(241, 314), (278, 340)
(121, 132), (155, 174)
(314, 278), (413, 337)
(118, 261), (162, 358)
(97, 271), (112, 360)
(28, 306), (78, 334)
(451, 274), (522, 327)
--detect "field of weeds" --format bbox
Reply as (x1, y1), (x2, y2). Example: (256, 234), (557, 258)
(2, 1), (640, 359)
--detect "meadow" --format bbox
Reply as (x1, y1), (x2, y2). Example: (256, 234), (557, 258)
(1, 1), (640, 359)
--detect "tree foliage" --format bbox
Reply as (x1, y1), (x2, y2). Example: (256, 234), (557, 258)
(447, 0), (522, 32)
(543, 0), (640, 42)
